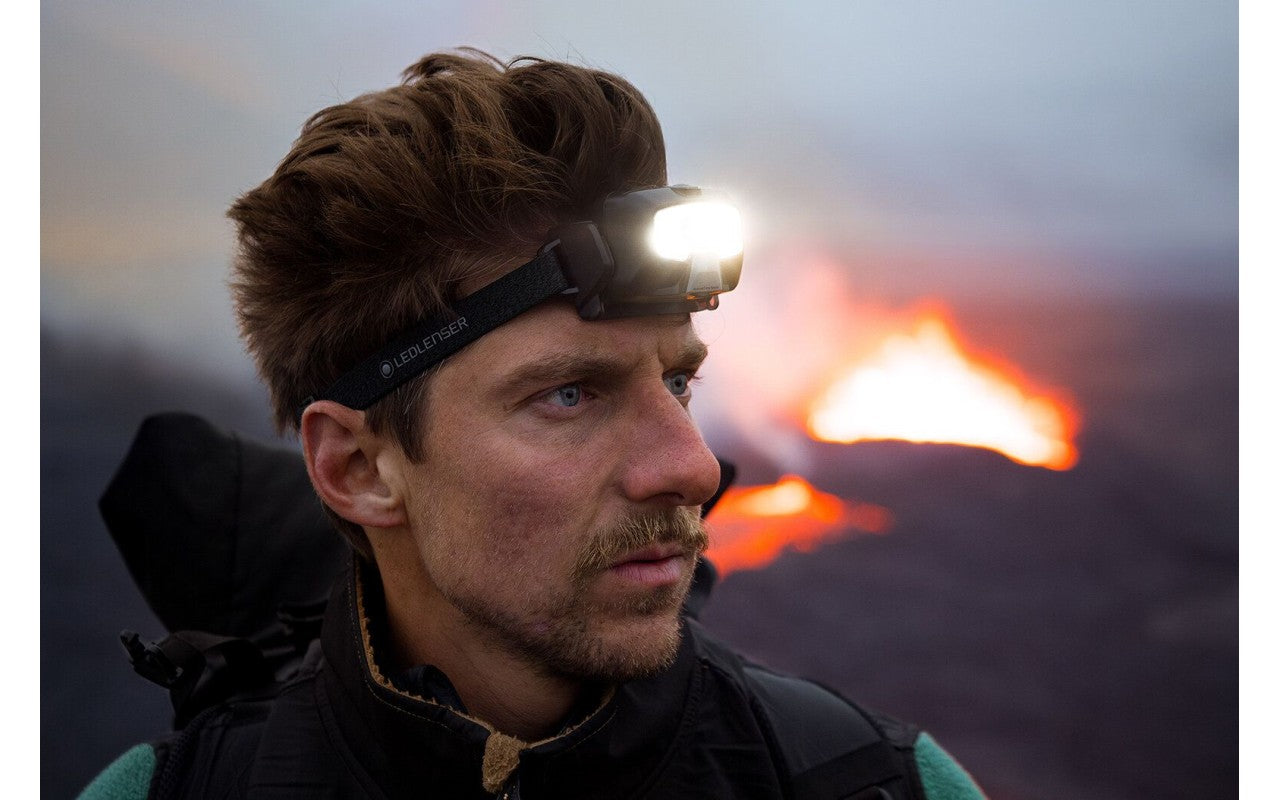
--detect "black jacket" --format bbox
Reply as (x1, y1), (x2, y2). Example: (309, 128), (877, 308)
(135, 560), (933, 800)
(81, 414), (984, 800)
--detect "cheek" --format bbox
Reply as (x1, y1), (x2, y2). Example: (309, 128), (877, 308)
(471, 430), (610, 516)
(486, 478), (585, 567)
(418, 405), (618, 563)
(427, 448), (589, 569)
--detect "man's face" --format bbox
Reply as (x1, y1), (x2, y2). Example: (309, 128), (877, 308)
(393, 300), (721, 681)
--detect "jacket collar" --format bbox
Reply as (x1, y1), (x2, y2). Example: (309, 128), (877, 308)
(318, 557), (702, 798)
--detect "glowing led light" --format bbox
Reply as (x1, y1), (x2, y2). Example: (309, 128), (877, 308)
(649, 201), (743, 261)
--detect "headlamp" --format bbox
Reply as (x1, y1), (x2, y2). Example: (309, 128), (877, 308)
(300, 185), (742, 417)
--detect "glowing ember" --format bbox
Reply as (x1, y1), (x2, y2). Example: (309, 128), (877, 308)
(705, 475), (892, 575)
(807, 313), (1078, 470)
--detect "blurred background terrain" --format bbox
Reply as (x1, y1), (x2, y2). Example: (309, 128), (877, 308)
(42, 3), (1237, 798)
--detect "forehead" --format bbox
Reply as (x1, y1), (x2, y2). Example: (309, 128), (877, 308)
(440, 300), (705, 385)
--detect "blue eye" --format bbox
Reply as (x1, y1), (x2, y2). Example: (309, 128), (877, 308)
(664, 372), (691, 396)
(551, 384), (582, 407)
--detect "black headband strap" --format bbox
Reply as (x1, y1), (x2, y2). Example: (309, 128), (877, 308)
(299, 249), (570, 419)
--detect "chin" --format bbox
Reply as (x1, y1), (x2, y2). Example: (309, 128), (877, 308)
(453, 565), (694, 683)
(562, 611), (686, 682)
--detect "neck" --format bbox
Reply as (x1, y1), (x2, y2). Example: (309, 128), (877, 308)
(372, 546), (590, 742)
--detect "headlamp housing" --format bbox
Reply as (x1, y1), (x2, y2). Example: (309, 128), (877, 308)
(549, 185), (743, 319)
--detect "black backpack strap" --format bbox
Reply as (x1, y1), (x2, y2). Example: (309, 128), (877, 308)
(143, 642), (349, 800)
(146, 701), (272, 800)
(743, 665), (926, 800)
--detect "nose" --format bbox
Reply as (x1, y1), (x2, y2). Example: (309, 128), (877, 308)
(619, 388), (722, 508)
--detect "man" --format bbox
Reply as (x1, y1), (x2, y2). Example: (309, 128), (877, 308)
(81, 51), (984, 799)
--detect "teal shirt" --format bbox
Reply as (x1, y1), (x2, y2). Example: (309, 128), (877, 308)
(77, 743), (154, 800)
(915, 732), (986, 799)
(80, 732), (985, 798)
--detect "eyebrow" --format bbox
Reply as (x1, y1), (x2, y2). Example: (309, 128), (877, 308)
(493, 337), (710, 400)
(676, 337), (710, 367)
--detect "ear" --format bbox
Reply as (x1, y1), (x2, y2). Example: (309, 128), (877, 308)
(301, 400), (407, 529)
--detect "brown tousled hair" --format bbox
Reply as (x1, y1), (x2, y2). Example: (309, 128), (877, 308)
(229, 50), (667, 557)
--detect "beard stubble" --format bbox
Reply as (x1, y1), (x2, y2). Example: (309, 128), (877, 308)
(449, 506), (709, 682)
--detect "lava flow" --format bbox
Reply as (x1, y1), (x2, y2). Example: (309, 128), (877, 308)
(806, 312), (1079, 470)
(704, 475), (892, 576)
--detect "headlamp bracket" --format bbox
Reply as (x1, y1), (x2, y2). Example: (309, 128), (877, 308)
(543, 221), (615, 321)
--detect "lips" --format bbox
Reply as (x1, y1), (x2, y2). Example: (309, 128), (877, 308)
(609, 542), (687, 568)
(606, 543), (690, 588)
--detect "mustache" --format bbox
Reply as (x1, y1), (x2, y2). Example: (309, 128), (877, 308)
(574, 507), (709, 577)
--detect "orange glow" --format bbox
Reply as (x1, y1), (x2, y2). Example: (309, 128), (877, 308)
(705, 475), (892, 576)
(806, 313), (1078, 470)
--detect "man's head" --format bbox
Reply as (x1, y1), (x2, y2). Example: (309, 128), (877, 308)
(230, 50), (668, 557)
(230, 50), (724, 683)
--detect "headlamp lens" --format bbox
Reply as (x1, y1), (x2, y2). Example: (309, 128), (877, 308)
(648, 201), (744, 261)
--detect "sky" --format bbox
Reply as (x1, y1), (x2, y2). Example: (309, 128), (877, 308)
(40, 0), (1238, 377)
